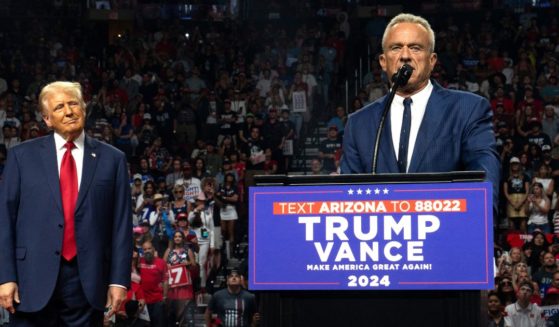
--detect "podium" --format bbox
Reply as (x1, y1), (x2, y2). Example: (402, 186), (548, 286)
(249, 172), (493, 327)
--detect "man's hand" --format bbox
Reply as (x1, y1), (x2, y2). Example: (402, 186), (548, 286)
(0, 282), (20, 314)
(105, 286), (127, 318)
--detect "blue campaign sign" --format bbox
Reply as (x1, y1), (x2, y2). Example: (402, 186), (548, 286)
(248, 181), (493, 290)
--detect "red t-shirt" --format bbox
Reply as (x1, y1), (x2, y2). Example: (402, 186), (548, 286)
(139, 257), (167, 304)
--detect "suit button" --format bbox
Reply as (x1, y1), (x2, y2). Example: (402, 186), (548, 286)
(55, 251), (60, 256)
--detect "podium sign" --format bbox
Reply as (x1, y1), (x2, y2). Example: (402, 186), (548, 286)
(249, 181), (493, 290)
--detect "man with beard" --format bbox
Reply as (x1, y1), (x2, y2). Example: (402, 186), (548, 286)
(532, 251), (557, 298)
(139, 241), (167, 327)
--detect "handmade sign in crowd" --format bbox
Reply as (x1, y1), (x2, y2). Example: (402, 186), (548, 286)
(249, 182), (493, 290)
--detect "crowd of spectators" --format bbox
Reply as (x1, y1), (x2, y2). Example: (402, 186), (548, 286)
(2, 1), (559, 326)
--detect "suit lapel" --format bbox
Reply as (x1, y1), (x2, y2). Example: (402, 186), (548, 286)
(75, 136), (99, 214)
(380, 111), (399, 173)
(40, 134), (63, 214)
(408, 82), (447, 172)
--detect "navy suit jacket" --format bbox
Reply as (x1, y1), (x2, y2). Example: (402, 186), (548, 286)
(340, 82), (500, 201)
(0, 134), (132, 312)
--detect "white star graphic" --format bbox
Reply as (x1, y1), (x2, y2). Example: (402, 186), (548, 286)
(357, 188), (363, 195)
(374, 188), (380, 195)
(366, 188), (372, 195)
(348, 189), (354, 195)
(383, 188), (389, 194)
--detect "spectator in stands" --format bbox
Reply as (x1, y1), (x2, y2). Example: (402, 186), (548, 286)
(261, 107), (285, 170)
(504, 157), (530, 232)
(327, 106), (348, 137)
(238, 113), (257, 145)
(205, 270), (260, 327)
(532, 163), (555, 199)
(497, 275), (516, 306)
(117, 248), (146, 325)
(543, 271), (559, 305)
(219, 134), (237, 159)
(185, 67), (207, 103)
(189, 185), (216, 292)
(527, 182), (551, 233)
(533, 251), (557, 298)
(263, 148), (278, 175)
(526, 120), (552, 149)
(518, 85), (544, 118)
(166, 159), (184, 190)
(243, 126), (267, 187)
(504, 281), (545, 327)
(163, 231), (196, 327)
(487, 290), (505, 327)
(175, 161), (201, 202)
(510, 247), (526, 266)
(205, 141), (223, 177)
(218, 100), (238, 146)
(216, 173), (239, 260)
(144, 136), (172, 180)
(193, 157), (210, 181)
(526, 231), (551, 273)
(319, 125), (342, 174)
(171, 184), (189, 215)
(139, 241), (167, 327)
(541, 105), (559, 140)
(135, 180), (157, 224)
(148, 193), (173, 256)
(491, 87), (515, 116)
(137, 157), (155, 182)
(191, 139), (208, 161)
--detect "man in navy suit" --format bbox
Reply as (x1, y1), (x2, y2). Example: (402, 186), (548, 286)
(340, 13), (500, 196)
(0, 81), (132, 326)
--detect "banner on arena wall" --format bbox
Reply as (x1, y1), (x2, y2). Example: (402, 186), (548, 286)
(249, 182), (493, 290)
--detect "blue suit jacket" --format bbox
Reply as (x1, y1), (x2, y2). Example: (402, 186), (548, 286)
(340, 82), (500, 200)
(0, 134), (132, 312)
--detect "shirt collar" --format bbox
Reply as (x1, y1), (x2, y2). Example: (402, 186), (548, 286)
(54, 131), (85, 151)
(394, 79), (433, 106)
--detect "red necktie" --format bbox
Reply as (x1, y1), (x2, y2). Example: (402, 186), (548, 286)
(60, 141), (78, 261)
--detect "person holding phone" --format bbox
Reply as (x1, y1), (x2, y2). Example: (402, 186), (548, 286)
(527, 182), (551, 233)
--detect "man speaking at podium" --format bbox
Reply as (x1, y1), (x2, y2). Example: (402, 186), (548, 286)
(0, 81), (132, 326)
(340, 13), (500, 195)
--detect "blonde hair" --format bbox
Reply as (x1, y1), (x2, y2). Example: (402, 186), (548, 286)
(382, 13), (436, 53)
(39, 81), (86, 115)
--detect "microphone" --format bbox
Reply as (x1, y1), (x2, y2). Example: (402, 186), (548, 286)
(370, 64), (414, 174)
(391, 64), (414, 88)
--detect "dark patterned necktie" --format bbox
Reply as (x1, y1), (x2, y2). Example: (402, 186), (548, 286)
(398, 97), (412, 173)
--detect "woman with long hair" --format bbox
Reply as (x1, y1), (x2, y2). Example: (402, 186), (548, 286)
(496, 276), (516, 306)
(504, 157), (530, 232)
(135, 180), (157, 224)
(192, 157), (210, 181)
(532, 164), (555, 200)
(217, 173), (239, 260)
(527, 182), (551, 233)
(163, 231), (197, 326)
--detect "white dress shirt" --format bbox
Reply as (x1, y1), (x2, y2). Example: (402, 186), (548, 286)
(54, 131), (85, 189)
(390, 80), (434, 172)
